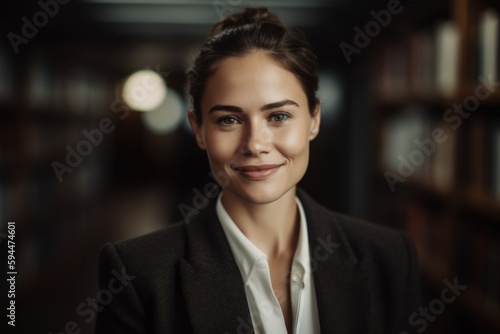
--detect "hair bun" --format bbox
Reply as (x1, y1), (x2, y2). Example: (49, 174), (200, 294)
(210, 7), (284, 36)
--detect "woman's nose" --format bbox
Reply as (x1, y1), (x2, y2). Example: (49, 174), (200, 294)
(240, 121), (272, 156)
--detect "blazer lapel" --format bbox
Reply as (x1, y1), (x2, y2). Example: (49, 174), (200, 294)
(179, 201), (254, 334)
(298, 189), (373, 334)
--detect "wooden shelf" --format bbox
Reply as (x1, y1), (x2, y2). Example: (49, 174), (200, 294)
(404, 180), (500, 221)
(461, 192), (500, 221)
(375, 81), (500, 110)
(376, 93), (458, 108)
(375, 170), (500, 222)
(458, 84), (500, 106)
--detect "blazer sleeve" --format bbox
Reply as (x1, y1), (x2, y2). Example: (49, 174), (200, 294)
(395, 232), (421, 333)
(94, 243), (147, 334)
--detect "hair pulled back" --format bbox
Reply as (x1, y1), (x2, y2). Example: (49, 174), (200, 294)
(187, 7), (319, 123)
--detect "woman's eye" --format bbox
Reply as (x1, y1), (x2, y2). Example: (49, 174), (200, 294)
(270, 113), (290, 122)
(218, 116), (239, 125)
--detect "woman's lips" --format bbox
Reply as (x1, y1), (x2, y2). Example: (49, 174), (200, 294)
(234, 164), (284, 180)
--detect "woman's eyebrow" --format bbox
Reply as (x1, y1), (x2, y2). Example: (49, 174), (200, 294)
(208, 99), (299, 114)
(208, 105), (243, 113)
(261, 99), (299, 111)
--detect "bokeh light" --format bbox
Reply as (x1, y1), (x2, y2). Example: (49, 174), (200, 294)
(122, 69), (167, 112)
(141, 88), (184, 134)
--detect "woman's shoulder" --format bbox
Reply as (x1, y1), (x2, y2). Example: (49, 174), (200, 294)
(298, 188), (415, 263)
(330, 210), (409, 248)
(116, 221), (186, 251)
(99, 221), (188, 275)
(308, 197), (419, 298)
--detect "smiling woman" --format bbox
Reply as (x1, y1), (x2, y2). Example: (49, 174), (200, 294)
(189, 51), (319, 207)
(95, 7), (420, 334)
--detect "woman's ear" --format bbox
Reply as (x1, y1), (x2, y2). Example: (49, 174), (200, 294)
(188, 110), (206, 149)
(309, 100), (321, 140)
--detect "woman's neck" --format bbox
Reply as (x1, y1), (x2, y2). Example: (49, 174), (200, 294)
(220, 187), (300, 258)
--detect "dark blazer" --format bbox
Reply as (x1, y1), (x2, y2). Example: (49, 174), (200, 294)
(95, 189), (420, 334)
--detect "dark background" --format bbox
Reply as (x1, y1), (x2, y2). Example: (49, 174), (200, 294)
(1, 0), (500, 333)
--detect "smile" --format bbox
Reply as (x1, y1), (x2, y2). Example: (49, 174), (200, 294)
(233, 164), (284, 181)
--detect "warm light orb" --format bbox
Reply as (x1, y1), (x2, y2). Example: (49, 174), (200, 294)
(141, 89), (184, 135)
(122, 69), (167, 111)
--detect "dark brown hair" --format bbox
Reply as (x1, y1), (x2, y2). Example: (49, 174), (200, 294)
(187, 7), (319, 123)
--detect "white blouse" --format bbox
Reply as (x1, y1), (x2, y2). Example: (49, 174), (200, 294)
(216, 193), (321, 334)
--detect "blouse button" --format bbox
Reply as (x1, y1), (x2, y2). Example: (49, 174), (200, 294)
(291, 271), (302, 283)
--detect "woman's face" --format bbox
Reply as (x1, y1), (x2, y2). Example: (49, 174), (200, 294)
(189, 51), (320, 205)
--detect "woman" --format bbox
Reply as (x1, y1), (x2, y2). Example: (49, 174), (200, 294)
(95, 7), (420, 334)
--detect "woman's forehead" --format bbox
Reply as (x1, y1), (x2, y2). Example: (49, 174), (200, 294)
(202, 52), (307, 110)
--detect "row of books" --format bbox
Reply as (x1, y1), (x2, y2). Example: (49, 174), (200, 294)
(0, 47), (110, 115)
(381, 107), (500, 198)
(27, 61), (110, 115)
(377, 20), (460, 98)
(479, 9), (499, 83)
(377, 8), (500, 98)
(466, 117), (500, 199)
(380, 107), (457, 192)
(486, 122), (500, 198)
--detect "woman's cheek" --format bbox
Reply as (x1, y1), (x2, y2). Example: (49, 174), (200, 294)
(277, 126), (309, 156)
(206, 133), (237, 163)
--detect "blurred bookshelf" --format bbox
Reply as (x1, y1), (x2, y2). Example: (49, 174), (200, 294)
(1, 43), (112, 291)
(370, 0), (500, 332)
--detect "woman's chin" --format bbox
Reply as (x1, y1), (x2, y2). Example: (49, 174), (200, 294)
(225, 183), (296, 205)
